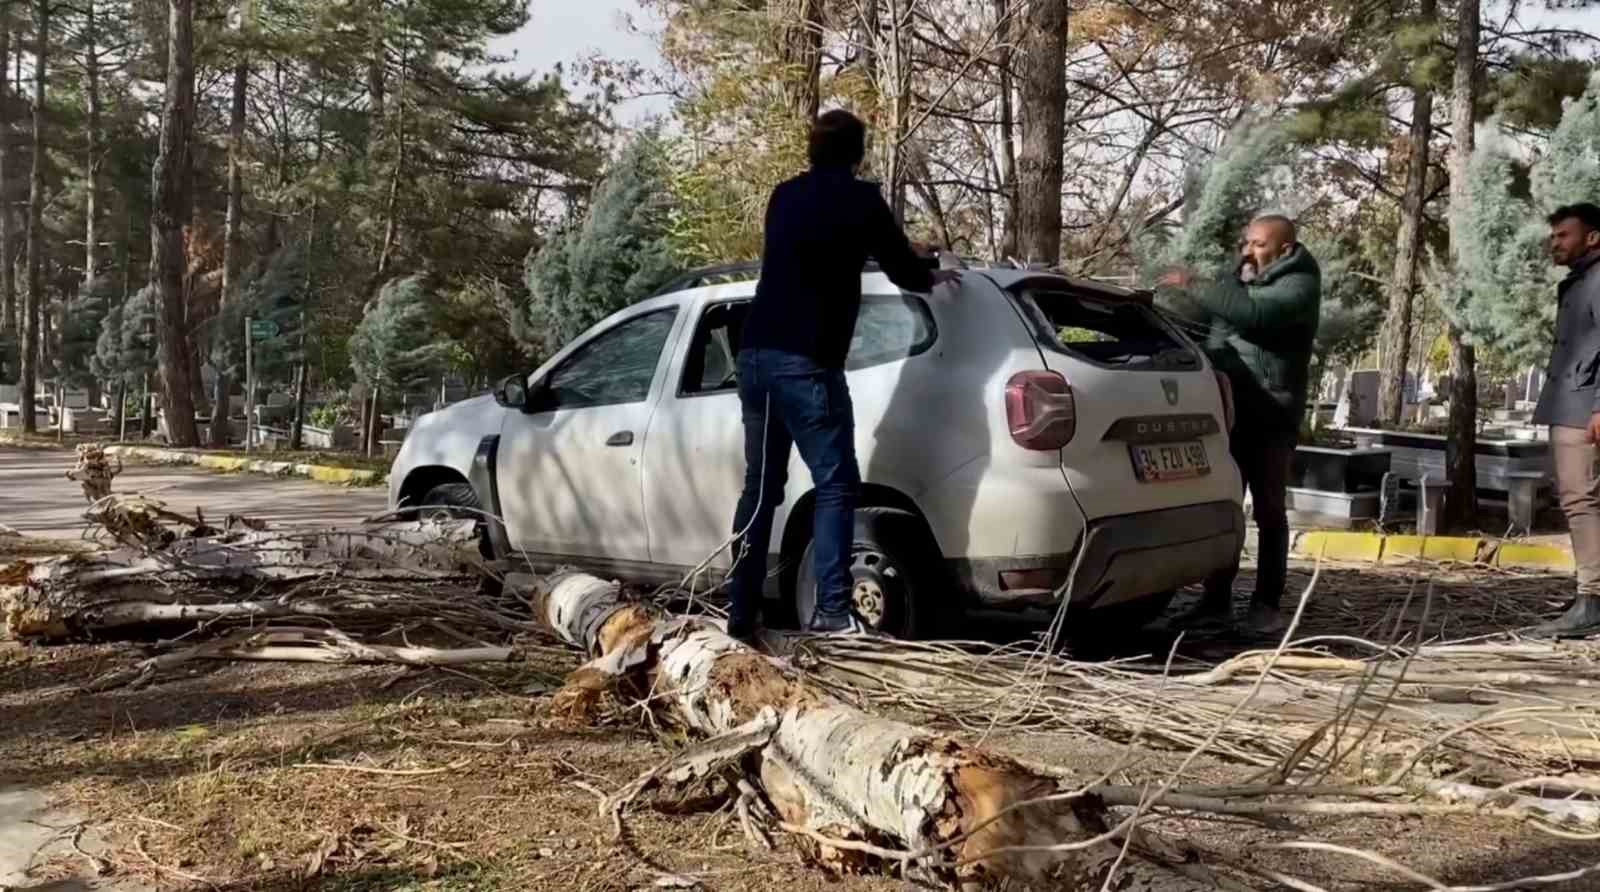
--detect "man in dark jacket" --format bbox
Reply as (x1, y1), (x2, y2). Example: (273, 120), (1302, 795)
(1531, 202), (1600, 638)
(726, 109), (959, 640)
(1160, 215), (1322, 636)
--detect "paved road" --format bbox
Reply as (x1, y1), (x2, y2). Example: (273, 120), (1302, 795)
(1, 448), (391, 538)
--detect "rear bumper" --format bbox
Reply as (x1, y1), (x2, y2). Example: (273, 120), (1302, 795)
(961, 500), (1244, 610)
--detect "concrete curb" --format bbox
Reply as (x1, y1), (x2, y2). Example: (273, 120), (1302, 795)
(1291, 530), (1574, 572)
(105, 445), (383, 487)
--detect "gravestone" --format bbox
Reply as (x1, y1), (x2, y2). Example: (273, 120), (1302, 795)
(1333, 369), (1380, 428)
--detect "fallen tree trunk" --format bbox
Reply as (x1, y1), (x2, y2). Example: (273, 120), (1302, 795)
(2, 510), (487, 641)
(519, 571), (1210, 888)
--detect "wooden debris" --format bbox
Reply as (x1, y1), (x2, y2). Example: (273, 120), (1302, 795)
(65, 442), (121, 503)
(520, 571), (1205, 887)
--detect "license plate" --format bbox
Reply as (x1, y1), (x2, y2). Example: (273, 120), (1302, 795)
(1130, 441), (1210, 482)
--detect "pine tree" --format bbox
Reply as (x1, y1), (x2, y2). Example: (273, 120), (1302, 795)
(56, 275), (119, 392)
(1303, 232), (1384, 410)
(1532, 70), (1600, 218)
(206, 247), (306, 401)
(524, 132), (679, 354)
(1437, 73), (1600, 374)
(349, 274), (445, 400)
(1141, 112), (1292, 281)
(151, 0), (201, 446)
(92, 286), (159, 437)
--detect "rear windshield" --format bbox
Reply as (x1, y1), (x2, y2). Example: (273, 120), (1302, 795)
(1015, 288), (1199, 371)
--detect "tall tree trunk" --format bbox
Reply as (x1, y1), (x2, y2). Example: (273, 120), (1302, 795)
(773, 0), (823, 122)
(83, 0), (99, 291)
(211, 0), (250, 447)
(366, 382), (381, 458)
(1377, 0), (1439, 426)
(874, 0), (913, 222)
(1442, 0), (1480, 531)
(19, 0), (47, 433)
(289, 78), (324, 452)
(82, 0), (101, 411)
(366, 37), (407, 456)
(0, 9), (12, 338)
(115, 378), (126, 441)
(150, 0), (199, 447)
(993, 0), (1018, 259)
(355, 9), (386, 453)
(1014, 0), (1068, 265)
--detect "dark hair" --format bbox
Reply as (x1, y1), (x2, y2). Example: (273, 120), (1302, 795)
(808, 109), (867, 170)
(1549, 203), (1600, 232)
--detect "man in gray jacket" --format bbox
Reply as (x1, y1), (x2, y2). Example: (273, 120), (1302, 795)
(1533, 202), (1600, 638)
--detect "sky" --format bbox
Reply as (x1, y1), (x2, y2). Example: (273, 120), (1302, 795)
(489, 1), (1600, 124)
(489, 1), (668, 121)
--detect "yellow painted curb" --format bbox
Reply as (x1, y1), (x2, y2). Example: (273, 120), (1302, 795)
(198, 455), (249, 472)
(1381, 535), (1485, 564)
(300, 464), (374, 485)
(106, 445), (382, 487)
(1295, 531), (1384, 562)
(1291, 529), (1573, 573)
(1495, 543), (1576, 571)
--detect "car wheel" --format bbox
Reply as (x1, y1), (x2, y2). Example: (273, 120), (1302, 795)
(793, 507), (946, 639)
(418, 482), (481, 522)
(417, 482), (494, 564)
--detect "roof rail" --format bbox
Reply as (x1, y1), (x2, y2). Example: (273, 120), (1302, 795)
(650, 258), (930, 297)
(649, 260), (763, 296)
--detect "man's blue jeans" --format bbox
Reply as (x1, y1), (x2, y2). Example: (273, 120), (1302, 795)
(727, 349), (860, 631)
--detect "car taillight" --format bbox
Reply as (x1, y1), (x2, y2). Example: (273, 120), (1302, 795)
(1215, 371), (1235, 432)
(1005, 370), (1075, 450)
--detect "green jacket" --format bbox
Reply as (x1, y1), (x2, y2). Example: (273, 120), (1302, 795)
(1191, 244), (1322, 433)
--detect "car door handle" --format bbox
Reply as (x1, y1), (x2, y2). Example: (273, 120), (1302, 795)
(606, 430), (634, 447)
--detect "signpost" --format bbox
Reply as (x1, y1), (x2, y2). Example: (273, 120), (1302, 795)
(243, 317), (277, 453)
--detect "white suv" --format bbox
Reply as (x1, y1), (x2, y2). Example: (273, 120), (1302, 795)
(388, 262), (1245, 638)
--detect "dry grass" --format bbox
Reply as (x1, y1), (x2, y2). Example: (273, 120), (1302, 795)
(6, 545), (1600, 891)
(0, 644), (903, 891)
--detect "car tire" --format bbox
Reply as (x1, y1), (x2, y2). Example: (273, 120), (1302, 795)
(418, 482), (493, 564)
(419, 482), (481, 521)
(793, 507), (948, 639)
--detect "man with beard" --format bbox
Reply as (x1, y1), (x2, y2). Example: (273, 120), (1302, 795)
(1531, 202), (1600, 638)
(1160, 215), (1322, 637)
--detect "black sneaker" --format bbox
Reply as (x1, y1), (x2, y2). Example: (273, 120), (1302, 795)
(1529, 596), (1600, 639)
(807, 611), (870, 635)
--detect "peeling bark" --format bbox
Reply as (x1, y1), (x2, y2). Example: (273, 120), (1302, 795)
(522, 572), (1196, 887)
(2, 512), (483, 641)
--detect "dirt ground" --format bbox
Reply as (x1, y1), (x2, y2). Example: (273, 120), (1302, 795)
(5, 548), (1600, 891)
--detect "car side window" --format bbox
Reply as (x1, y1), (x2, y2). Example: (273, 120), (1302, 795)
(542, 308), (678, 410)
(846, 293), (937, 370)
(680, 301), (751, 396)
